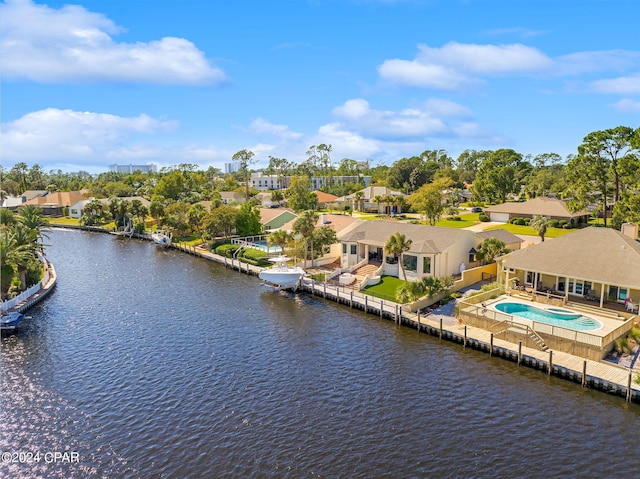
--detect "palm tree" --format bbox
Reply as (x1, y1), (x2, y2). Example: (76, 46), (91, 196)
(293, 210), (318, 266)
(382, 195), (395, 215)
(267, 229), (293, 255)
(530, 215), (549, 242)
(354, 191), (364, 212)
(374, 195), (384, 214)
(17, 204), (50, 249)
(384, 232), (412, 281)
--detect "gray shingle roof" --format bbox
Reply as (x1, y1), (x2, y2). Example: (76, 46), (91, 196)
(338, 221), (478, 254)
(501, 227), (640, 289)
(484, 197), (589, 217)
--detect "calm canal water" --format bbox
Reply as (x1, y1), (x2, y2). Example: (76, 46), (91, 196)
(1, 229), (640, 478)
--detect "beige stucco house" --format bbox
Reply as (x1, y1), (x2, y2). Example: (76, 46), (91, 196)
(337, 221), (483, 281)
(498, 224), (640, 309)
(484, 197), (590, 225)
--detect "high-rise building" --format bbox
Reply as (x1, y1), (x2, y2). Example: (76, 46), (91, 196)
(109, 164), (157, 174)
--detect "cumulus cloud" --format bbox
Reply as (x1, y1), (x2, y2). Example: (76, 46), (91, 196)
(611, 98), (640, 113)
(331, 98), (476, 140)
(0, 0), (226, 84)
(591, 73), (640, 94)
(378, 41), (640, 90)
(247, 118), (303, 140)
(2, 108), (178, 163)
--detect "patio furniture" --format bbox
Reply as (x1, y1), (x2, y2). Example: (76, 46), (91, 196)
(625, 301), (639, 313)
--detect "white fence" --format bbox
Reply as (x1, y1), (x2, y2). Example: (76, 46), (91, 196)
(1, 254), (50, 314)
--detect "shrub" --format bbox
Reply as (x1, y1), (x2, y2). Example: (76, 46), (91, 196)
(563, 223), (572, 229)
(558, 220), (567, 228)
(448, 216), (462, 221)
(523, 218), (530, 226)
(215, 244), (238, 257)
(479, 214), (490, 222)
(549, 219), (560, 228)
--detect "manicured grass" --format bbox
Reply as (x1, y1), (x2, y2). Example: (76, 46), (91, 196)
(48, 217), (82, 226)
(434, 213), (481, 228)
(483, 223), (577, 238)
(363, 275), (406, 301)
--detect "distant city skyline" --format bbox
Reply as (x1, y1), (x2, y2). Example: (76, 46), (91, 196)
(1, 0), (639, 173)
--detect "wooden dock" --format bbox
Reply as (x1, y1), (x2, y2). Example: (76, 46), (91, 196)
(49, 227), (640, 403)
(175, 243), (639, 403)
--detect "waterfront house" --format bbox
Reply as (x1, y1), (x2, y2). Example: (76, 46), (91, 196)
(20, 191), (88, 216)
(69, 196), (151, 219)
(483, 197), (590, 225)
(497, 224), (640, 309)
(259, 208), (297, 232)
(337, 186), (406, 214)
(338, 221), (482, 280)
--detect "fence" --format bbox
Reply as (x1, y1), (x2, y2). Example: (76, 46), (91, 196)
(457, 300), (626, 360)
(1, 254), (50, 313)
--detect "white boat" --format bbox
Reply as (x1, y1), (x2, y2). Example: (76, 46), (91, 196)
(151, 229), (171, 247)
(259, 255), (305, 289)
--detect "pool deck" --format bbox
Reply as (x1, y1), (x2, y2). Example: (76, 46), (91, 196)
(484, 295), (622, 338)
(122, 240), (640, 403)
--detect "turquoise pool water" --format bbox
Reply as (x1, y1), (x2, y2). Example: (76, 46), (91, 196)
(495, 302), (602, 331)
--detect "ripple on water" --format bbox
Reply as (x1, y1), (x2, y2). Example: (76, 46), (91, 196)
(2, 230), (640, 478)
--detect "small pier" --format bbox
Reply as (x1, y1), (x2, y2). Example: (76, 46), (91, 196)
(49, 226), (640, 403)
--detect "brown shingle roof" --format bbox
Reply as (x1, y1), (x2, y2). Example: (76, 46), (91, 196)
(484, 197), (589, 218)
(501, 227), (640, 289)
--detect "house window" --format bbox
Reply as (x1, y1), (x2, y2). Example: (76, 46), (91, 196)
(609, 286), (628, 302)
(350, 244), (357, 255)
(342, 244), (347, 254)
(403, 255), (417, 272)
(423, 257), (431, 274)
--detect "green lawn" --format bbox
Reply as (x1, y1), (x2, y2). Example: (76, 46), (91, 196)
(433, 213), (481, 228)
(48, 217), (82, 226)
(363, 275), (406, 301)
(483, 223), (577, 238)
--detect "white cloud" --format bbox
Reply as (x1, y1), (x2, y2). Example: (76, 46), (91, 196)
(1, 108), (178, 164)
(331, 98), (476, 140)
(0, 0), (226, 85)
(378, 41), (640, 91)
(591, 73), (640, 94)
(247, 118), (303, 140)
(611, 98), (640, 113)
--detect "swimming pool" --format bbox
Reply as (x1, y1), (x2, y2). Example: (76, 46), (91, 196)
(494, 302), (602, 331)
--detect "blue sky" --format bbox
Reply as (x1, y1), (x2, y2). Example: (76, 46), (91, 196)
(1, 0), (639, 174)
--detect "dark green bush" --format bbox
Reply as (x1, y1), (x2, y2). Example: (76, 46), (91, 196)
(479, 214), (490, 222)
(514, 218), (526, 226)
(215, 244), (238, 257)
(549, 219), (560, 228)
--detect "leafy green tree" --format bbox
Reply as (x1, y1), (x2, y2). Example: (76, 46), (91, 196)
(164, 202), (191, 237)
(529, 215), (549, 242)
(285, 176), (317, 212)
(311, 225), (338, 258)
(204, 205), (238, 239)
(566, 126), (637, 226)
(233, 149), (256, 201)
(81, 199), (110, 226)
(476, 238), (510, 264)
(473, 149), (529, 203)
(408, 178), (451, 225)
(154, 170), (187, 201)
(611, 192), (640, 230)
(384, 232), (412, 281)
(236, 203), (262, 236)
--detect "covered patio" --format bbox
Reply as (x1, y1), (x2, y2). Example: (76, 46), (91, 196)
(497, 226), (640, 317)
